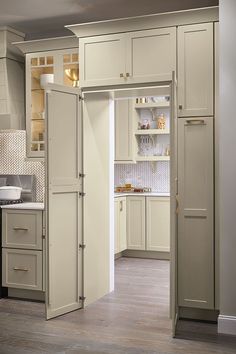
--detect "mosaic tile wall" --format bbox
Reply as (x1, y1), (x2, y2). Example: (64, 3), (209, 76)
(0, 130), (45, 201)
(115, 161), (170, 192)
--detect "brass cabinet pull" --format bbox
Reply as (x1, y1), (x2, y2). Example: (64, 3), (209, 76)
(120, 73), (124, 78)
(13, 227), (29, 231)
(126, 73), (130, 77)
(13, 267), (29, 272)
(179, 104), (183, 110)
(176, 195), (179, 215)
(186, 119), (205, 125)
(120, 201), (123, 212)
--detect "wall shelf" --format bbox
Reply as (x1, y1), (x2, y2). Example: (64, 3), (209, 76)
(135, 102), (169, 109)
(135, 156), (170, 162)
(135, 129), (170, 135)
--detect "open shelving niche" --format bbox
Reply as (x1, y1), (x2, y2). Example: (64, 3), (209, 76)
(132, 98), (170, 164)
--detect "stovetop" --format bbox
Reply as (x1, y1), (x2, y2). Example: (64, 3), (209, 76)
(0, 199), (23, 206)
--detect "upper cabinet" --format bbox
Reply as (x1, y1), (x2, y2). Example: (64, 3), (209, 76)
(80, 27), (176, 87)
(177, 23), (213, 117)
(26, 49), (79, 157)
(14, 36), (79, 158)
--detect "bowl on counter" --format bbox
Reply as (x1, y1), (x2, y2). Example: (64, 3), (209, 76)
(0, 186), (22, 200)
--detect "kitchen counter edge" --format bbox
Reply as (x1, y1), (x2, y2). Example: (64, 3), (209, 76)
(1, 202), (44, 210)
(114, 192), (170, 198)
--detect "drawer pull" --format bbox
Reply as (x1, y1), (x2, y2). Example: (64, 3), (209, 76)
(185, 119), (205, 125)
(13, 267), (29, 272)
(13, 227), (29, 231)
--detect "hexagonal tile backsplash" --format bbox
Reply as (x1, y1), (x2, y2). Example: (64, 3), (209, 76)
(0, 130), (44, 201)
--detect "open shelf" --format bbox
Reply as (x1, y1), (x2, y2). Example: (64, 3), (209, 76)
(135, 156), (170, 162)
(135, 102), (170, 109)
(135, 129), (170, 135)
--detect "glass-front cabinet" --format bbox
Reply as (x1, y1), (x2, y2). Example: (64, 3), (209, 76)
(26, 49), (79, 157)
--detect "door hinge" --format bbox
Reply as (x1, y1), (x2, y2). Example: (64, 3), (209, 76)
(79, 296), (86, 301)
(79, 192), (86, 197)
(79, 173), (86, 178)
(79, 95), (84, 101)
(79, 243), (86, 250)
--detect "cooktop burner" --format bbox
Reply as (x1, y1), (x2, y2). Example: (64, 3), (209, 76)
(0, 199), (23, 206)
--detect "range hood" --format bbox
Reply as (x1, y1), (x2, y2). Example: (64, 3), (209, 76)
(0, 27), (25, 130)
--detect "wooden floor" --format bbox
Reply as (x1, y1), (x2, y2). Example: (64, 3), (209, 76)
(0, 257), (236, 354)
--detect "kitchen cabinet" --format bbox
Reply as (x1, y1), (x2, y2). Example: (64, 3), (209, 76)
(2, 209), (44, 291)
(177, 23), (213, 117)
(80, 27), (176, 87)
(114, 197), (127, 254)
(177, 117), (214, 309)
(127, 196), (146, 250)
(146, 197), (170, 252)
(25, 48), (79, 157)
(115, 99), (134, 163)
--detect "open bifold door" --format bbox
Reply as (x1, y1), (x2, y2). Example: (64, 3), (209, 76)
(170, 72), (178, 336)
(45, 84), (83, 320)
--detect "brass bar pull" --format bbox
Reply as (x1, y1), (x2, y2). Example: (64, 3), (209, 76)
(13, 267), (29, 272)
(120, 201), (123, 212)
(186, 119), (205, 125)
(126, 73), (130, 77)
(13, 227), (29, 231)
(120, 73), (124, 78)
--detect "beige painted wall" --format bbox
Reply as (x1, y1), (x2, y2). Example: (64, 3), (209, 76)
(219, 0), (236, 334)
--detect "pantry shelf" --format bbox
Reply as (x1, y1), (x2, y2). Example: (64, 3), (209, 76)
(135, 156), (170, 162)
(135, 129), (170, 135)
(134, 102), (169, 109)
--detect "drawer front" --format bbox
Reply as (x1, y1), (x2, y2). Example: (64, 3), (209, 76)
(2, 248), (42, 291)
(2, 210), (43, 250)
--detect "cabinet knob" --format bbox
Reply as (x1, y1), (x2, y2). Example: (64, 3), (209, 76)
(120, 73), (124, 78)
(126, 73), (130, 78)
(179, 104), (183, 110)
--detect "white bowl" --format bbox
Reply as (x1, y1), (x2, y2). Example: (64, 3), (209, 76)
(0, 186), (22, 200)
(40, 74), (54, 88)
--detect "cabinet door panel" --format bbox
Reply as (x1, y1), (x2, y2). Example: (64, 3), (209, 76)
(80, 34), (126, 87)
(114, 199), (120, 254)
(178, 117), (214, 309)
(146, 197), (170, 252)
(127, 197), (145, 250)
(119, 197), (127, 252)
(115, 99), (134, 162)
(127, 27), (176, 83)
(178, 23), (213, 117)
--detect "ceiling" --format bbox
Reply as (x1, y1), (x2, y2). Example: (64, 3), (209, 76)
(0, 0), (218, 39)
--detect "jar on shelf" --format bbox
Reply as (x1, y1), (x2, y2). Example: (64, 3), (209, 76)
(156, 113), (166, 129)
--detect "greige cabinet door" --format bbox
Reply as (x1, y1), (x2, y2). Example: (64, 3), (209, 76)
(178, 23), (213, 117)
(45, 84), (83, 319)
(115, 99), (134, 163)
(127, 27), (176, 83)
(127, 196), (145, 250)
(146, 197), (170, 252)
(80, 33), (126, 87)
(114, 199), (120, 254)
(178, 117), (214, 309)
(119, 197), (127, 252)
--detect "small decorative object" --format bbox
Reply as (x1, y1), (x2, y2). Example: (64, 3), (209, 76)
(40, 74), (54, 88)
(140, 119), (150, 129)
(165, 145), (170, 156)
(157, 114), (166, 130)
(65, 68), (79, 87)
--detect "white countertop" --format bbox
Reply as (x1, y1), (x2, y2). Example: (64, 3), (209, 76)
(1, 202), (44, 210)
(114, 192), (170, 198)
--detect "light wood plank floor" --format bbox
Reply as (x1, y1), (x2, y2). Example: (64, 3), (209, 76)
(0, 257), (235, 354)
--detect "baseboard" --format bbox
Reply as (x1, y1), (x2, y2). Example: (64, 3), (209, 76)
(114, 252), (123, 260)
(122, 249), (170, 260)
(218, 315), (236, 335)
(8, 288), (45, 302)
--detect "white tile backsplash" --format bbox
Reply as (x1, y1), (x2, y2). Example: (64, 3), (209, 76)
(0, 130), (45, 201)
(115, 161), (170, 192)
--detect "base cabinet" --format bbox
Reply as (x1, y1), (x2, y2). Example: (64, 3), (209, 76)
(146, 197), (170, 252)
(2, 209), (44, 292)
(127, 196), (146, 250)
(114, 197), (127, 254)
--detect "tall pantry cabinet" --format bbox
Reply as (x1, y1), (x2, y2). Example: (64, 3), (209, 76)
(177, 23), (215, 310)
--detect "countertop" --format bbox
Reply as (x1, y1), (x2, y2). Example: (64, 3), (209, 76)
(1, 202), (44, 210)
(114, 192), (170, 198)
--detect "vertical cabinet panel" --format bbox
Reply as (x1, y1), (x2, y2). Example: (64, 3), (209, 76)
(178, 23), (213, 117)
(80, 34), (126, 87)
(127, 27), (176, 83)
(178, 117), (214, 309)
(114, 199), (120, 254)
(127, 196), (145, 250)
(146, 197), (170, 252)
(115, 99), (134, 163)
(114, 197), (127, 254)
